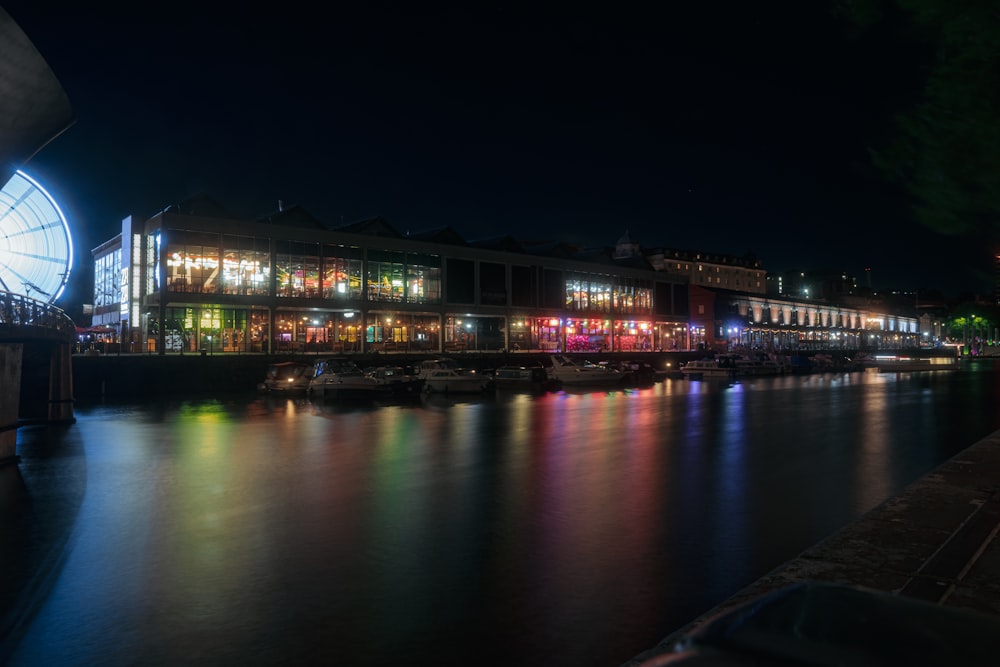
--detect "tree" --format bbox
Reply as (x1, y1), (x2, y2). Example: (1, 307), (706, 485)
(945, 300), (1000, 350)
(835, 0), (1000, 241)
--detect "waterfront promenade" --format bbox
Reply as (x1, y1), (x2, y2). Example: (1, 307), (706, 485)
(625, 427), (1000, 665)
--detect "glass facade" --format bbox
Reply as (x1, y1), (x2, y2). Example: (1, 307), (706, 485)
(165, 230), (221, 294)
(406, 253), (442, 304)
(119, 213), (722, 355)
(223, 235), (271, 296)
(276, 240), (320, 298)
(565, 272), (612, 312)
(366, 249), (405, 302)
(613, 275), (653, 314)
(323, 244), (363, 300)
(93, 249), (120, 308)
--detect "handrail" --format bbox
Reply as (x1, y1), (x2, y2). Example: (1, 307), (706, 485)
(0, 291), (76, 342)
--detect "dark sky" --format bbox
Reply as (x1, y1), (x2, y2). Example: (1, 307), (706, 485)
(4, 1), (993, 303)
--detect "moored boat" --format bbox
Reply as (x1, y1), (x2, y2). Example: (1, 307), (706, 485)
(680, 358), (735, 379)
(870, 355), (958, 372)
(308, 358), (386, 400)
(366, 365), (426, 397)
(258, 361), (314, 394)
(546, 354), (625, 386)
(415, 357), (464, 377)
(491, 364), (558, 391)
(423, 368), (490, 394)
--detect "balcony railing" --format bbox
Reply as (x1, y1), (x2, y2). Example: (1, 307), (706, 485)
(0, 291), (76, 343)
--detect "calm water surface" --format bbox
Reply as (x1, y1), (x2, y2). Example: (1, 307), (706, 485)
(4, 363), (1000, 666)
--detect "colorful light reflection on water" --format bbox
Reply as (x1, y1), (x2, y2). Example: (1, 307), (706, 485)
(6, 365), (1000, 666)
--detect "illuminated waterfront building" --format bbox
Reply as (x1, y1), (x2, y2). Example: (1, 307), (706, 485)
(91, 198), (690, 355)
(89, 196), (921, 355)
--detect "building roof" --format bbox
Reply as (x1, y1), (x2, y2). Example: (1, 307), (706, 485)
(404, 225), (468, 246)
(162, 193), (239, 219)
(257, 204), (328, 230)
(0, 6), (74, 187)
(332, 215), (402, 238)
(521, 240), (583, 259)
(645, 246), (762, 269)
(467, 235), (525, 253)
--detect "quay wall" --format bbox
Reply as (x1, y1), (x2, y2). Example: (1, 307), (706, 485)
(59, 347), (958, 400)
(65, 351), (701, 400)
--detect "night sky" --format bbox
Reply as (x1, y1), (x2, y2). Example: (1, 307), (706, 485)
(4, 2), (994, 309)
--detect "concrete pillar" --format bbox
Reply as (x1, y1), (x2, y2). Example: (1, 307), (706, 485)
(47, 342), (75, 424)
(0, 343), (23, 465)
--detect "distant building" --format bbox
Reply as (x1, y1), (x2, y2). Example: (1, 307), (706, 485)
(766, 268), (863, 301)
(642, 246), (766, 295)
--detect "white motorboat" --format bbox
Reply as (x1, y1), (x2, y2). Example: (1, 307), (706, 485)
(491, 365), (556, 390)
(871, 355), (958, 372)
(423, 368), (490, 394)
(680, 359), (735, 379)
(366, 365), (426, 397)
(416, 357), (464, 377)
(258, 361), (314, 394)
(546, 354), (625, 386)
(308, 358), (385, 400)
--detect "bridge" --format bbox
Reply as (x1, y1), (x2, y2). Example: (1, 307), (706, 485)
(0, 6), (78, 466)
(0, 291), (77, 465)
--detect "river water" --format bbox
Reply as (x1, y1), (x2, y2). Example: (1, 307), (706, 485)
(4, 362), (1000, 666)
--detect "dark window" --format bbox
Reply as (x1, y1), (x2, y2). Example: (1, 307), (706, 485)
(479, 262), (506, 306)
(673, 284), (689, 317)
(511, 265), (537, 307)
(446, 258), (475, 304)
(654, 282), (673, 315)
(542, 268), (564, 308)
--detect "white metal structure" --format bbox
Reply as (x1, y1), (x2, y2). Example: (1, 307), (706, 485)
(0, 170), (72, 303)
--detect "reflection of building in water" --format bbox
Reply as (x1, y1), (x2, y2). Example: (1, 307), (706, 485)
(90, 197), (922, 355)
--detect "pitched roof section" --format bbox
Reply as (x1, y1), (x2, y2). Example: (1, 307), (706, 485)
(333, 215), (402, 238)
(613, 254), (655, 270)
(0, 7), (74, 187)
(573, 246), (616, 264)
(404, 226), (468, 246)
(164, 193), (239, 219)
(521, 240), (583, 259)
(257, 204), (328, 230)
(467, 235), (525, 253)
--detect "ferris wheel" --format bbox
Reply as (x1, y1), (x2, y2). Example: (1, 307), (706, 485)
(0, 170), (73, 304)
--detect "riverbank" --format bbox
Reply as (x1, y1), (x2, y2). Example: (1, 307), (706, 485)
(64, 348), (963, 400)
(66, 350), (699, 400)
(624, 427), (1000, 665)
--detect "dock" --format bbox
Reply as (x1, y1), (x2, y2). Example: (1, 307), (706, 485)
(625, 428), (1000, 665)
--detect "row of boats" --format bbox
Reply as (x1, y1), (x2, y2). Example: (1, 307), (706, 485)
(678, 352), (960, 379)
(258, 351), (961, 400)
(258, 354), (649, 400)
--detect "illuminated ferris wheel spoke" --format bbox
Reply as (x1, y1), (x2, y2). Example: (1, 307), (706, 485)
(0, 170), (73, 304)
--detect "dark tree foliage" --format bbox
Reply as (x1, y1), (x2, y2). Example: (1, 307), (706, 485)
(835, 0), (1000, 240)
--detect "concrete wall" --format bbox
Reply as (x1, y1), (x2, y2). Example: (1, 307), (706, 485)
(0, 343), (23, 464)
